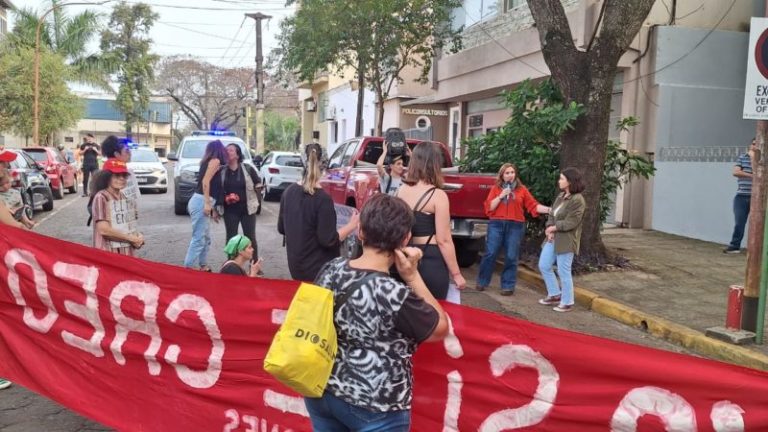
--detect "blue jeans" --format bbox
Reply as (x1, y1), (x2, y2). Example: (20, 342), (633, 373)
(538, 241), (575, 306)
(476, 220), (525, 292)
(183, 193), (213, 268)
(729, 194), (751, 249)
(305, 392), (410, 432)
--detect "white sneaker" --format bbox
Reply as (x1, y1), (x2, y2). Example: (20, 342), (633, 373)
(0, 379), (12, 390)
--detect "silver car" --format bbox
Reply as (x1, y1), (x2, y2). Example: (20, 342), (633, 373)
(127, 148), (168, 193)
(259, 151), (303, 201)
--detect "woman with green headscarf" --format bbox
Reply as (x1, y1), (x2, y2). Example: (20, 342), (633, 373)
(220, 234), (263, 277)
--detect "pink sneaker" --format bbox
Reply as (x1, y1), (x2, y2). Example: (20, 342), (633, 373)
(538, 295), (561, 305)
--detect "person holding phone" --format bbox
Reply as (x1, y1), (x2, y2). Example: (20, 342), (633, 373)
(476, 163), (549, 295)
(220, 234), (263, 277)
(80, 133), (100, 196)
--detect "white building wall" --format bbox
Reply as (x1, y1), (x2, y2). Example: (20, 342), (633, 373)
(327, 83), (375, 156)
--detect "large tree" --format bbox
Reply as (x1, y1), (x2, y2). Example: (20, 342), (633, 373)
(526, 0), (655, 258)
(100, 2), (159, 140)
(6, 0), (113, 90)
(274, 0), (461, 135)
(154, 55), (251, 131)
(0, 48), (82, 142)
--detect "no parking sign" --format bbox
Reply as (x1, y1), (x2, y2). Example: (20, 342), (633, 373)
(744, 17), (768, 119)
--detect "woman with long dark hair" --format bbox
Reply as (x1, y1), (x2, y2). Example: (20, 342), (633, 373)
(476, 163), (549, 295)
(184, 140), (227, 271)
(537, 167), (586, 312)
(395, 141), (466, 300)
(220, 143), (262, 261)
(278, 143), (358, 281)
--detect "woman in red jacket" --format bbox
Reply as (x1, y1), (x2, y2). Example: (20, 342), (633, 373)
(476, 163), (549, 295)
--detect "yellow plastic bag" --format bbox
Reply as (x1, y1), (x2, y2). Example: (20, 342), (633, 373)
(264, 282), (337, 397)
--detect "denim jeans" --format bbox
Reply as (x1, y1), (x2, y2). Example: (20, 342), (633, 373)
(538, 241), (575, 306)
(476, 220), (525, 292)
(729, 194), (751, 249)
(305, 392), (410, 432)
(183, 193), (213, 268)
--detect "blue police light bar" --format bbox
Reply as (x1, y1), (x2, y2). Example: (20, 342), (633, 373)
(191, 130), (237, 137)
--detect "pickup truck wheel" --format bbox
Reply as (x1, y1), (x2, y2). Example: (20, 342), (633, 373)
(455, 244), (480, 268)
(52, 186), (64, 200)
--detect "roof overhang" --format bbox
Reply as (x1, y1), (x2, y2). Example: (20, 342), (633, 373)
(0, 0), (16, 10)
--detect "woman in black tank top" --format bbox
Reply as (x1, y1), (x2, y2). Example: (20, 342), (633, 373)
(183, 140), (227, 271)
(395, 142), (466, 300)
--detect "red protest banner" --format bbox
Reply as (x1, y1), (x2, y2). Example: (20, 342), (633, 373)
(0, 225), (767, 431)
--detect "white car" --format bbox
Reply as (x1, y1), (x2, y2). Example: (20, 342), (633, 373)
(259, 151), (303, 200)
(128, 148), (168, 193)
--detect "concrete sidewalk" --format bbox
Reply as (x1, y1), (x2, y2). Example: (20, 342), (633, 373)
(514, 228), (768, 370)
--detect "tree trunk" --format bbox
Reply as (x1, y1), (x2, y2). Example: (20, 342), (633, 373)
(355, 61), (365, 137)
(375, 87), (384, 136)
(126, 123), (133, 141)
(559, 69), (615, 258)
(527, 0), (655, 262)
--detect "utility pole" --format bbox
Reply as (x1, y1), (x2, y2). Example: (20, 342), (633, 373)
(245, 12), (271, 155)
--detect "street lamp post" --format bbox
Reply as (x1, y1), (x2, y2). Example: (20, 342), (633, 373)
(33, 1), (110, 146)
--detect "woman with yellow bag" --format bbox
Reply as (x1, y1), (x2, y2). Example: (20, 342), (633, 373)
(306, 194), (449, 431)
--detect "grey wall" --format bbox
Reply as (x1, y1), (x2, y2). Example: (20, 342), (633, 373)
(653, 162), (744, 245)
(651, 26), (755, 245)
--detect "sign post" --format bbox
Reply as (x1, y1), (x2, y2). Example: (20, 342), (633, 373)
(743, 17), (768, 339)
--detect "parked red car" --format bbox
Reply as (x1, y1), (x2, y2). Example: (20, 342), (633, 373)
(24, 147), (78, 199)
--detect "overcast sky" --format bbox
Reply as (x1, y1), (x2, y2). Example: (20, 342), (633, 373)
(10, 0), (295, 68)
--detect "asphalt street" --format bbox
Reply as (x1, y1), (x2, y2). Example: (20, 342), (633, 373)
(0, 169), (692, 431)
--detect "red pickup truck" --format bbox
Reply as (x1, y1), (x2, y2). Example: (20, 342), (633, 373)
(319, 136), (495, 267)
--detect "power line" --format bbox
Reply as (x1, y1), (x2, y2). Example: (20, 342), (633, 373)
(219, 17), (248, 63)
(623, 0), (736, 85)
(120, 0), (291, 11)
(459, 5), (549, 76)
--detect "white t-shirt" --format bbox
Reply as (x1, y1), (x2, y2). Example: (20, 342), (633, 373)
(379, 174), (402, 196)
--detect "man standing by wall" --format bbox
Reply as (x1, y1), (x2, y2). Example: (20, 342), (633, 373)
(725, 138), (757, 253)
(80, 134), (100, 197)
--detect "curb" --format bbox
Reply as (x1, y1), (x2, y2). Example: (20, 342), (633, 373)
(506, 263), (768, 371)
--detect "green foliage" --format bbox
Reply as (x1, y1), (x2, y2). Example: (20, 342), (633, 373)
(0, 48), (82, 141)
(460, 79), (655, 230)
(600, 117), (656, 224)
(100, 2), (159, 138)
(460, 79), (582, 205)
(5, 1), (113, 90)
(272, 0), (462, 133)
(264, 112), (300, 152)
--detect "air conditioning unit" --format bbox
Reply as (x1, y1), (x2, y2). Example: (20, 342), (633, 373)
(305, 99), (317, 112)
(326, 105), (337, 120)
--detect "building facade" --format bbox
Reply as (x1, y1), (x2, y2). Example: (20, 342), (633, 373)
(299, 69), (377, 156)
(60, 94), (174, 157)
(435, 0), (759, 246)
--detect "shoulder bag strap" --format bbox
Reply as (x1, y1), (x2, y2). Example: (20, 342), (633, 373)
(333, 272), (379, 316)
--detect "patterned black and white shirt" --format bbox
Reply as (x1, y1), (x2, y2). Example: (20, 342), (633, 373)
(314, 258), (439, 412)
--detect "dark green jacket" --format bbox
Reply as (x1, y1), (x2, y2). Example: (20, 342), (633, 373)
(545, 192), (586, 255)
